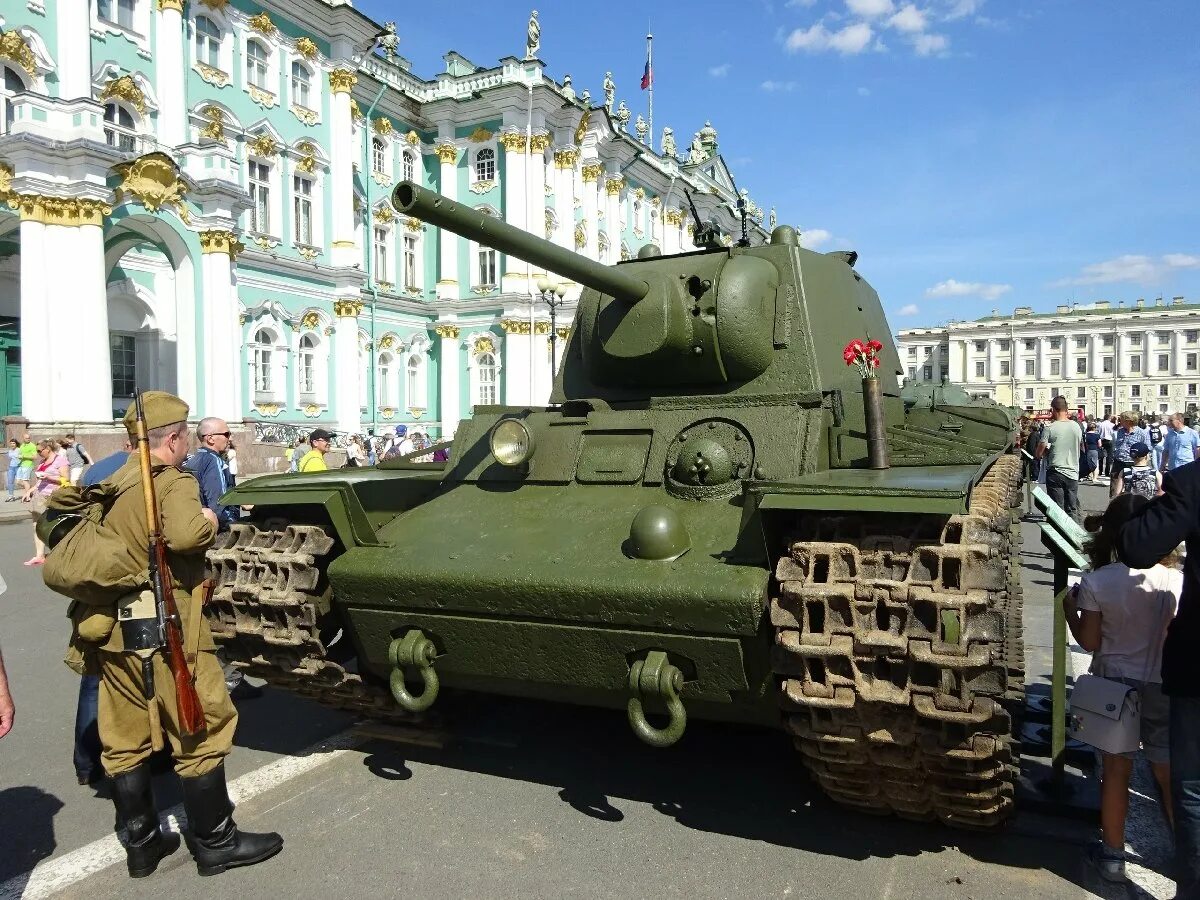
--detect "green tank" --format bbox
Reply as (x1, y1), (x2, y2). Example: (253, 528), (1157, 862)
(207, 181), (1023, 827)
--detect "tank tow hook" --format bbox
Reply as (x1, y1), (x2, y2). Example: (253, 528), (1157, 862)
(626, 651), (687, 748)
(387, 629), (440, 713)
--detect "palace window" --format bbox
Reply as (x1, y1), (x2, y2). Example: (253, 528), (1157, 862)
(974, 361), (985, 378)
(194, 16), (222, 67)
(477, 246), (497, 287)
(402, 235), (417, 289)
(1024, 339), (1036, 351)
(377, 352), (394, 407)
(110, 334), (136, 399)
(1160, 384), (1170, 397)
(1075, 336), (1087, 348)
(1077, 387), (1086, 399)
(474, 147), (495, 182)
(1189, 353), (1198, 371)
(98, 0), (137, 31)
(1000, 360), (1010, 377)
(1076, 357), (1087, 374)
(402, 151), (416, 183)
(1159, 353), (1170, 372)
(2, 66), (25, 135)
(1188, 330), (1199, 344)
(1159, 331), (1172, 345)
(1104, 386), (1113, 397)
(252, 328), (274, 393)
(1102, 334), (1114, 347)
(103, 103), (137, 153)
(249, 161), (271, 233)
(1050, 359), (1061, 375)
(477, 352), (498, 406)
(998, 339), (1010, 352)
(373, 226), (389, 282)
(907, 347), (917, 357)
(371, 138), (386, 175)
(1131, 385), (1141, 398)
(290, 61), (312, 109)
(974, 340), (986, 352)
(1025, 388), (1034, 401)
(298, 333), (317, 396)
(1102, 356), (1113, 373)
(908, 366), (916, 379)
(1131, 334), (1142, 346)
(293, 175), (313, 245)
(922, 365), (932, 380)
(1189, 384), (1197, 397)
(1049, 337), (1061, 350)
(1025, 359), (1035, 376)
(246, 40), (270, 91)
(1130, 355), (1142, 373)
(406, 354), (425, 408)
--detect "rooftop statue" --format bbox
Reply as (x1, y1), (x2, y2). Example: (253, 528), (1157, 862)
(525, 10), (540, 60)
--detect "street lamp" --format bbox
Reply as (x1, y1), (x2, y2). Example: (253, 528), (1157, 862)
(536, 277), (568, 373)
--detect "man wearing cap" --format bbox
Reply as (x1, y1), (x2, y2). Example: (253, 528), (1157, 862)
(80, 391), (282, 878)
(297, 429), (331, 472)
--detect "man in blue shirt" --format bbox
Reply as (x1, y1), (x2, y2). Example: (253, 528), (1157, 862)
(81, 440), (132, 488)
(1162, 412), (1200, 472)
(184, 418), (261, 701)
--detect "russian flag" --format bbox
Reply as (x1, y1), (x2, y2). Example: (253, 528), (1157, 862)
(640, 53), (652, 90)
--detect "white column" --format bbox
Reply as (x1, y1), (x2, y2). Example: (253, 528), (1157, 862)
(434, 143), (459, 299)
(1174, 331), (1186, 376)
(155, 0), (186, 147)
(198, 231), (241, 419)
(58, 213), (111, 421)
(1090, 333), (1102, 379)
(56, 0), (93, 100)
(1060, 339), (1070, 382)
(552, 147), (577, 253)
(329, 70), (358, 267)
(581, 162), (601, 261)
(663, 210), (682, 255)
(18, 216), (50, 420)
(1117, 332), (1130, 378)
(332, 299), (362, 433)
(502, 322), (530, 405)
(603, 175), (623, 264)
(529, 133), (550, 274)
(500, 131), (528, 288)
(435, 325), (461, 437)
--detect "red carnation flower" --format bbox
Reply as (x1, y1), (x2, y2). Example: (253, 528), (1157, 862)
(871, 356), (881, 368)
(868, 339), (883, 352)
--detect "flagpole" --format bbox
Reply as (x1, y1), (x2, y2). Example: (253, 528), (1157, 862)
(646, 29), (654, 149)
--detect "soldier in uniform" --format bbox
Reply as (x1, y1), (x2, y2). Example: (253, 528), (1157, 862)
(84, 392), (283, 877)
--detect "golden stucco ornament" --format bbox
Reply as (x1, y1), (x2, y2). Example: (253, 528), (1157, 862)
(112, 152), (191, 222)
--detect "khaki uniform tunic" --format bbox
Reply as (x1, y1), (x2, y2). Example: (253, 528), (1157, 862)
(92, 458), (236, 778)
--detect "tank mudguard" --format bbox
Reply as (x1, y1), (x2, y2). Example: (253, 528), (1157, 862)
(218, 468), (443, 548)
(747, 457), (1001, 516)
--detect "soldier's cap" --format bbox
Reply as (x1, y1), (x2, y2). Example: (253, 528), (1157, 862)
(123, 391), (190, 435)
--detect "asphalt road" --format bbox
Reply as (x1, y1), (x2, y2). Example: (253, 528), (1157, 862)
(0, 483), (1175, 899)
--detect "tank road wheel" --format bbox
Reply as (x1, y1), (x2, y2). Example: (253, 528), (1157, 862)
(770, 455), (1024, 828)
(204, 523), (417, 722)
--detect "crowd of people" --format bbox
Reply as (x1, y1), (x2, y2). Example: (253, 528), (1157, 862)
(1, 433), (96, 567)
(1020, 398), (1200, 892)
(282, 424), (447, 472)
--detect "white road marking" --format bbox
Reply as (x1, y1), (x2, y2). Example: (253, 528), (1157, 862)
(0, 730), (361, 900)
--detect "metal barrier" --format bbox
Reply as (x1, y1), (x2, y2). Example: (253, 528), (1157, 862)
(1030, 485), (1090, 788)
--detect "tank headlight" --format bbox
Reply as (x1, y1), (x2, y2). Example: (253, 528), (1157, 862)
(489, 419), (534, 467)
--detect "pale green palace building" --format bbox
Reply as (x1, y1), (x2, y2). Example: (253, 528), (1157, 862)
(0, 0), (768, 442)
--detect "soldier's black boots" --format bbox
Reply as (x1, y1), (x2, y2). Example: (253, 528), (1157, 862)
(180, 763), (283, 876)
(111, 764), (180, 878)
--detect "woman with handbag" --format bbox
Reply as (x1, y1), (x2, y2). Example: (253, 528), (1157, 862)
(1064, 492), (1180, 883)
(22, 440), (69, 566)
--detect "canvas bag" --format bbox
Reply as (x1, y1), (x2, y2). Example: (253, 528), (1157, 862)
(42, 464), (147, 607)
(1068, 674), (1141, 755)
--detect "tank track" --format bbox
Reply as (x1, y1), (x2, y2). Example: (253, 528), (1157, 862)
(771, 454), (1023, 827)
(204, 523), (415, 722)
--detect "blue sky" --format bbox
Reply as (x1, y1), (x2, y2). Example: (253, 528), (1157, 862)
(359, 0), (1200, 327)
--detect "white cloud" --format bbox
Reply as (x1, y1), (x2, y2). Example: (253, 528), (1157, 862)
(786, 21), (874, 54)
(1050, 254), (1200, 287)
(708, 63), (731, 78)
(761, 80), (798, 92)
(800, 228), (832, 249)
(888, 3), (928, 32)
(913, 32), (950, 55)
(898, 303), (920, 316)
(926, 279), (1012, 301)
(942, 0), (983, 20)
(846, 0), (894, 18)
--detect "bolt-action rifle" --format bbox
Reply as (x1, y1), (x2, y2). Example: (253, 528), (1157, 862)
(131, 389), (205, 737)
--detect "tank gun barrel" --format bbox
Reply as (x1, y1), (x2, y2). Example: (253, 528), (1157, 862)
(392, 182), (649, 304)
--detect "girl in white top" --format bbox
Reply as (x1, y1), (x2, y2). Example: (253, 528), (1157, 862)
(226, 441), (238, 477)
(1064, 493), (1179, 882)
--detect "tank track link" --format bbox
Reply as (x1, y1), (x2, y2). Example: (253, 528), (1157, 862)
(204, 523), (415, 723)
(771, 454), (1024, 827)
